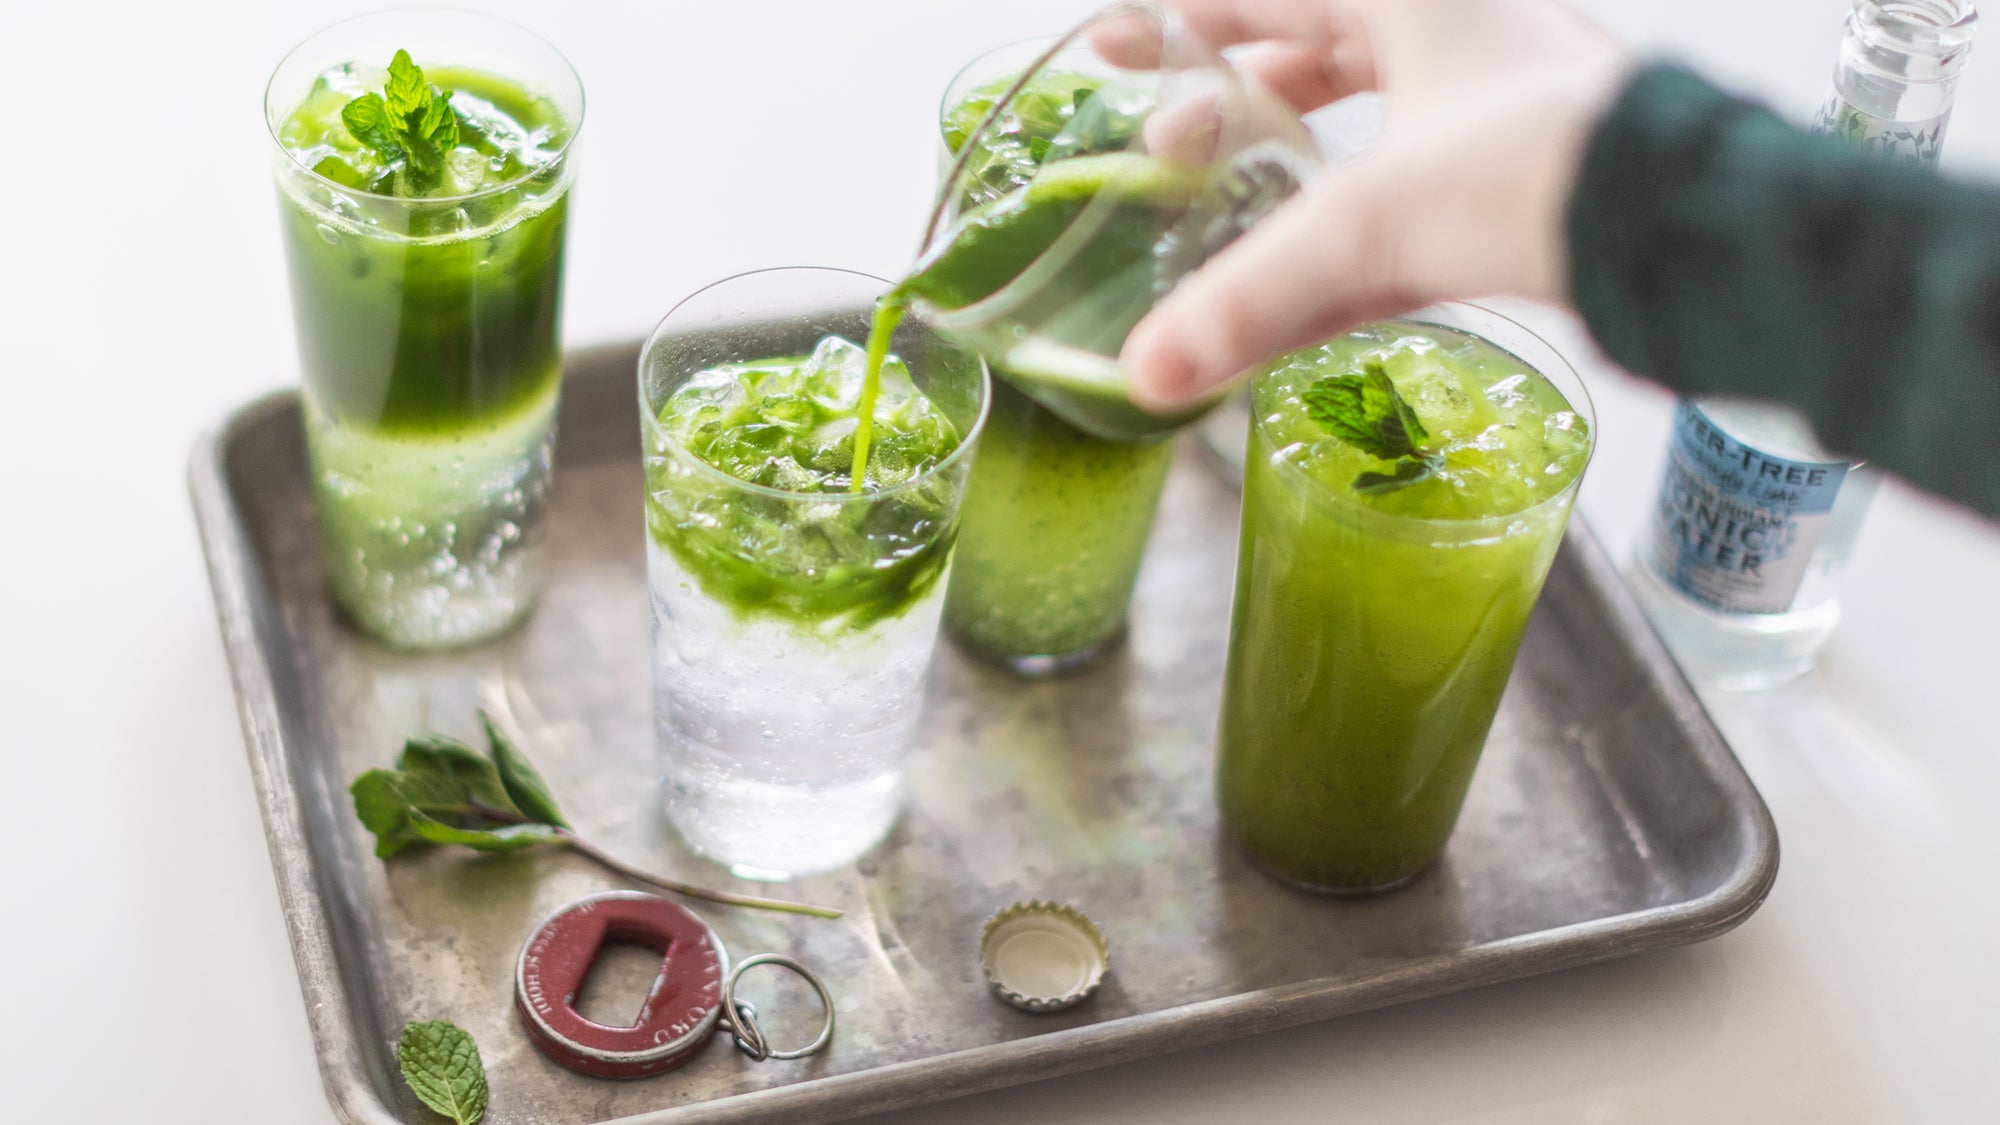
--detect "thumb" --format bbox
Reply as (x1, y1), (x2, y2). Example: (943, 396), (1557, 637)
(1123, 158), (1423, 412)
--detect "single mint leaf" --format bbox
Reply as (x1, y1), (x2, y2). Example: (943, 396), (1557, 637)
(1354, 454), (1443, 495)
(1302, 360), (1430, 462)
(350, 765), (484, 858)
(481, 712), (569, 828)
(1028, 136), (1051, 163)
(351, 769), (425, 857)
(385, 49), (428, 119)
(407, 811), (565, 852)
(1373, 363), (1431, 451)
(399, 734), (516, 816)
(340, 94), (404, 161)
(418, 90), (459, 149)
(397, 1020), (489, 1125)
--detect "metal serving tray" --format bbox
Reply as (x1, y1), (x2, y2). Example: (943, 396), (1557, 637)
(192, 339), (1778, 1125)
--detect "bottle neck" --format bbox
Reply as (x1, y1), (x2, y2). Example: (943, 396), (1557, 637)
(1817, 0), (1977, 163)
(1834, 0), (1977, 119)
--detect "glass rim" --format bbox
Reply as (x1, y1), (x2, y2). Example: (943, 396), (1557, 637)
(919, 1), (1178, 256)
(934, 32), (1068, 142)
(639, 266), (992, 506)
(1252, 300), (1598, 534)
(264, 5), (586, 207)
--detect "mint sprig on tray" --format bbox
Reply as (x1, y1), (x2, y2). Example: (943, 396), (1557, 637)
(350, 711), (842, 919)
(398, 1021), (488, 1125)
(1302, 360), (1446, 494)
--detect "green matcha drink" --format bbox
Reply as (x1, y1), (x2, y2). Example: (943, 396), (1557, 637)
(931, 59), (1177, 672)
(1216, 310), (1593, 893)
(640, 269), (988, 878)
(267, 13), (579, 649)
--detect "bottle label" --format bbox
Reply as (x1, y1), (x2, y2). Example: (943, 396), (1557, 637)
(1812, 96), (1950, 167)
(1646, 402), (1848, 614)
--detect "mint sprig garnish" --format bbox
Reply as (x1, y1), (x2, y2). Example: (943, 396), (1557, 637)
(397, 1021), (488, 1125)
(340, 50), (473, 189)
(350, 711), (841, 918)
(1302, 360), (1446, 494)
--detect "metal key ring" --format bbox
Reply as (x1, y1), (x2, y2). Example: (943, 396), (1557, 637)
(718, 954), (836, 1062)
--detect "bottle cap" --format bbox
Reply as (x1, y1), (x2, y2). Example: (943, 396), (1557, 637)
(978, 900), (1109, 1013)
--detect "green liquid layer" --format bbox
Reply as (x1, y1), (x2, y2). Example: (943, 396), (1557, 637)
(942, 377), (1174, 664)
(277, 65), (573, 438)
(644, 341), (966, 629)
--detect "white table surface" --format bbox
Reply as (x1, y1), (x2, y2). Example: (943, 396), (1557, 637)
(4, 1), (1996, 1121)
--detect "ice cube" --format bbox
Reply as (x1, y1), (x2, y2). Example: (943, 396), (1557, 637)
(870, 356), (921, 407)
(1541, 410), (1590, 475)
(1483, 373), (1530, 411)
(797, 335), (870, 411)
(1376, 339), (1475, 434)
(754, 393), (818, 432)
(760, 455), (826, 493)
(447, 147), (500, 194)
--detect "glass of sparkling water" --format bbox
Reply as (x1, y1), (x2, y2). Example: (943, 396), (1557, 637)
(639, 268), (990, 880)
(266, 10), (583, 649)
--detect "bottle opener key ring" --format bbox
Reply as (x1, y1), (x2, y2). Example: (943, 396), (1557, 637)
(515, 891), (835, 1078)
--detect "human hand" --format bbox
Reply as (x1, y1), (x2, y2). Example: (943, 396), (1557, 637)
(1103, 0), (1631, 410)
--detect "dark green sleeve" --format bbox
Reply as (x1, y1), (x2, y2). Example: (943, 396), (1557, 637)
(1567, 63), (2000, 517)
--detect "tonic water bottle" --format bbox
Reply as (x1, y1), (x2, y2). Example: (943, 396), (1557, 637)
(1632, 0), (1977, 691)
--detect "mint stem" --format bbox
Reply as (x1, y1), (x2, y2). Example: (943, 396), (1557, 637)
(467, 802), (841, 919)
(557, 831), (843, 919)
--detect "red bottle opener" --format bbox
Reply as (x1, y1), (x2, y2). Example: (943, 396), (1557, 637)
(515, 891), (834, 1079)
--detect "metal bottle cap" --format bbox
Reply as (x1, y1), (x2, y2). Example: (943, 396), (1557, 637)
(978, 900), (1109, 1013)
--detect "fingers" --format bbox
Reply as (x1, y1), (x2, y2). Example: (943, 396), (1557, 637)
(1123, 163), (1422, 411)
(1154, 0), (1346, 50)
(1089, 2), (1380, 115)
(1231, 41), (1376, 113)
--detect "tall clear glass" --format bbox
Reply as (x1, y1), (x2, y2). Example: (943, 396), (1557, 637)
(266, 10), (582, 649)
(640, 269), (990, 880)
(935, 38), (1178, 675)
(910, 1), (1320, 442)
(1216, 304), (1595, 893)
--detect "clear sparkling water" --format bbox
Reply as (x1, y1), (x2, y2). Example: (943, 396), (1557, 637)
(304, 388), (556, 649)
(648, 545), (946, 879)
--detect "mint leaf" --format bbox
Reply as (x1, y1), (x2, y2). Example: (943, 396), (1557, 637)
(351, 767), (478, 858)
(341, 94), (404, 162)
(1302, 361), (1430, 461)
(407, 811), (564, 852)
(397, 1021), (488, 1125)
(399, 734), (517, 817)
(385, 49), (427, 118)
(1355, 454), (1443, 494)
(1303, 360), (1446, 495)
(480, 712), (568, 828)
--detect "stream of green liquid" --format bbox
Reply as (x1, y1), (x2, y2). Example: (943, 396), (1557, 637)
(849, 297), (908, 492)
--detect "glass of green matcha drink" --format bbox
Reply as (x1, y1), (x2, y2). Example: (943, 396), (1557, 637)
(641, 268), (989, 880)
(266, 10), (581, 649)
(1216, 304), (1594, 894)
(935, 39), (1178, 675)
(900, 1), (1319, 443)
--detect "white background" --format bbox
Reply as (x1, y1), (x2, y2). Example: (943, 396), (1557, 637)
(2, 1), (1997, 1121)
